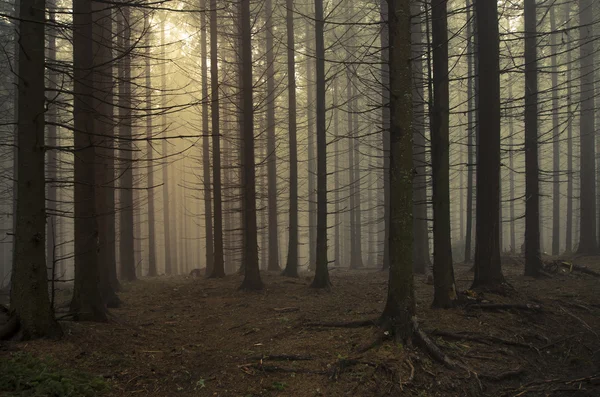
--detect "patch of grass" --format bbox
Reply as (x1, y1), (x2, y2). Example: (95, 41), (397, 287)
(271, 381), (287, 391)
(0, 352), (109, 397)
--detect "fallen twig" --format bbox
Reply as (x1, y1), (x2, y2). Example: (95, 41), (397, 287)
(558, 305), (598, 338)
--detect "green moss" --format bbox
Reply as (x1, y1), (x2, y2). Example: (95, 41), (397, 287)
(0, 352), (109, 397)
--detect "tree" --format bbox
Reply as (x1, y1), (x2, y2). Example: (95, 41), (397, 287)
(145, 10), (157, 277)
(550, 6), (560, 257)
(576, 0), (597, 255)
(310, 0), (331, 288)
(2, 0), (61, 340)
(117, 4), (137, 282)
(282, 0), (299, 278)
(94, 0), (121, 305)
(380, 0), (390, 271)
(471, 0), (504, 289)
(380, 0), (415, 340)
(70, 0), (108, 322)
(563, 1), (573, 254)
(200, 0), (214, 277)
(306, 2), (317, 271)
(430, 0), (457, 307)
(464, 0), (475, 264)
(523, 0), (541, 277)
(239, 0), (263, 290)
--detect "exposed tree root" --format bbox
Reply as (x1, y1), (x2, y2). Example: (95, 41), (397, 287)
(411, 318), (461, 370)
(478, 368), (525, 382)
(431, 330), (532, 349)
(304, 318), (380, 328)
(466, 303), (542, 312)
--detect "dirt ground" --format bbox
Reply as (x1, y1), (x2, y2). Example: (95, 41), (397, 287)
(1, 257), (600, 396)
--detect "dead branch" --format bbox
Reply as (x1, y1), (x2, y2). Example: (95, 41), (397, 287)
(431, 330), (532, 349)
(559, 262), (600, 277)
(466, 303), (542, 312)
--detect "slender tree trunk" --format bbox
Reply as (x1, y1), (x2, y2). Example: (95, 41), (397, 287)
(283, 0), (299, 277)
(412, 1), (430, 273)
(380, 0), (390, 271)
(564, 2), (573, 254)
(577, 0), (597, 254)
(430, 0), (457, 307)
(550, 7), (560, 256)
(306, 3), (317, 271)
(200, 0), (214, 276)
(524, 0), (542, 277)
(333, 77), (340, 267)
(93, 0), (120, 306)
(464, 0), (474, 264)
(71, 0), (108, 321)
(239, 0), (263, 290)
(347, 68), (361, 269)
(118, 5), (137, 282)
(472, 0), (504, 288)
(380, 0), (415, 340)
(311, 0), (330, 288)
(508, 84), (516, 254)
(5, 0), (61, 340)
(209, 0), (225, 278)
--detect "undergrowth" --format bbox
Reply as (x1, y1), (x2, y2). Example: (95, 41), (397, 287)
(0, 352), (109, 397)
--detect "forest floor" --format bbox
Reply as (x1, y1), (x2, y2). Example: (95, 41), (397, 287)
(1, 257), (600, 397)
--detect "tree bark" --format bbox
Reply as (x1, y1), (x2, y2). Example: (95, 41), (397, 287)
(380, 0), (390, 271)
(550, 6), (560, 257)
(464, 0), (474, 264)
(310, 0), (331, 288)
(70, 0), (108, 321)
(380, 0), (415, 341)
(283, 0), (299, 277)
(472, 0), (504, 288)
(306, 3), (317, 271)
(430, 0), (457, 308)
(564, 2), (573, 254)
(239, 0), (263, 290)
(7, 0), (61, 340)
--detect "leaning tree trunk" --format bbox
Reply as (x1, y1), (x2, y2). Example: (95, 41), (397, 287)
(577, 0), (597, 255)
(311, 0), (331, 288)
(283, 0), (299, 277)
(209, 0), (225, 278)
(70, 0), (108, 322)
(430, 0), (457, 308)
(239, 0), (263, 290)
(380, 0), (415, 341)
(472, 0), (504, 289)
(4, 0), (62, 340)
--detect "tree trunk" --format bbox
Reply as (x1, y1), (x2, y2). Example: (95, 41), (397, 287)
(200, 0), (214, 276)
(430, 0), (457, 308)
(577, 0), (597, 254)
(209, 0), (225, 278)
(472, 0), (504, 288)
(524, 0), (542, 277)
(310, 0), (331, 288)
(550, 7), (560, 256)
(380, 0), (415, 341)
(508, 84), (516, 254)
(70, 0), (108, 322)
(464, 0), (474, 264)
(347, 66), (362, 269)
(6, 0), (62, 340)
(93, 0), (121, 306)
(412, 1), (430, 273)
(239, 0), (263, 290)
(118, 5), (137, 282)
(306, 3), (317, 271)
(380, 0), (390, 271)
(283, 0), (299, 277)
(564, 2), (573, 254)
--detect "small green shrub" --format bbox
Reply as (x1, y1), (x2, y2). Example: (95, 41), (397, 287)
(0, 352), (109, 397)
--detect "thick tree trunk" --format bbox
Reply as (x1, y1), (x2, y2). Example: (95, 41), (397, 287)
(93, 0), (120, 306)
(239, 0), (263, 290)
(200, 0), (214, 276)
(577, 0), (597, 254)
(430, 0), (457, 308)
(283, 0), (299, 277)
(6, 0), (62, 340)
(118, 5), (137, 282)
(71, 0), (108, 322)
(380, 0), (415, 341)
(310, 0), (330, 288)
(209, 0), (225, 278)
(472, 0), (504, 288)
